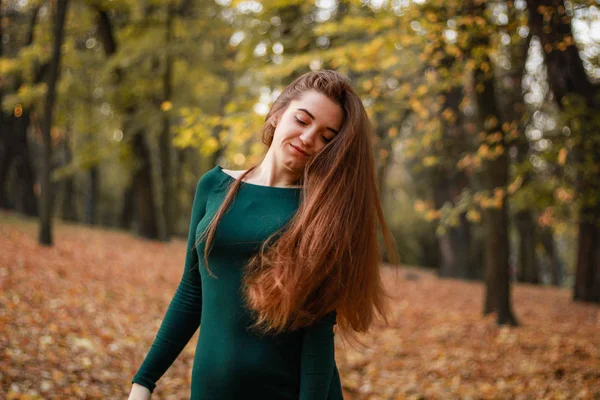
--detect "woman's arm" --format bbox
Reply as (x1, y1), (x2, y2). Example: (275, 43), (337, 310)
(299, 310), (337, 400)
(127, 383), (151, 400)
(130, 175), (211, 393)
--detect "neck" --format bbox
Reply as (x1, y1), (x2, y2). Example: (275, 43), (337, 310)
(251, 153), (302, 188)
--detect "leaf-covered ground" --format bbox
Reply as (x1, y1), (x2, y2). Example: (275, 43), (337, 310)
(1, 212), (599, 399)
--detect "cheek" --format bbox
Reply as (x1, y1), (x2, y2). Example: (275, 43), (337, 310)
(274, 125), (294, 144)
(314, 144), (326, 155)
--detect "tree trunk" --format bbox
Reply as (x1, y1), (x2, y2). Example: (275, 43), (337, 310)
(0, 6), (41, 215)
(501, 10), (538, 285)
(0, 113), (38, 215)
(39, 0), (69, 245)
(0, 135), (10, 209)
(469, 1), (518, 325)
(526, 0), (600, 303)
(60, 129), (78, 221)
(158, 4), (175, 240)
(434, 182), (474, 279)
(482, 202), (517, 325)
(120, 182), (135, 229)
(0, 3), (4, 199)
(574, 219), (600, 302)
(131, 131), (159, 239)
(540, 227), (563, 286)
(434, 84), (476, 280)
(172, 148), (186, 235)
(96, 9), (160, 239)
(13, 112), (38, 216)
(84, 166), (98, 225)
(515, 211), (539, 284)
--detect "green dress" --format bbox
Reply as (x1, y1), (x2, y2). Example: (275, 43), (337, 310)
(132, 165), (343, 400)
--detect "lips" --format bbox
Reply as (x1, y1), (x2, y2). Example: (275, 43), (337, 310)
(290, 144), (309, 156)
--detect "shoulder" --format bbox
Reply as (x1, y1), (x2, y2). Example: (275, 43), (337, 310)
(196, 165), (226, 192)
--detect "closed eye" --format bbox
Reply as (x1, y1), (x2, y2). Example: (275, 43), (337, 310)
(296, 116), (332, 143)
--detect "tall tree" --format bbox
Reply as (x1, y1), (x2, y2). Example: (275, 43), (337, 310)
(500, 2), (540, 284)
(157, 2), (175, 239)
(467, 0), (518, 325)
(527, 0), (600, 302)
(0, 3), (41, 216)
(95, 6), (161, 238)
(39, 0), (70, 245)
(425, 3), (476, 279)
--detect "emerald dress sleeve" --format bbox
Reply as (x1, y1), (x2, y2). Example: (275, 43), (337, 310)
(131, 177), (209, 393)
(299, 310), (337, 400)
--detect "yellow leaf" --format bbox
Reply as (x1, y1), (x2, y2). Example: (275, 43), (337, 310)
(416, 85), (428, 97)
(478, 144), (490, 158)
(494, 144), (505, 157)
(467, 209), (481, 223)
(423, 156), (438, 166)
(225, 102), (237, 114)
(425, 209), (440, 221)
(558, 148), (567, 165)
(507, 176), (523, 194)
(414, 200), (426, 213)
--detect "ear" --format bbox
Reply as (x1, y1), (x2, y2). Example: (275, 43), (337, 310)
(271, 118), (277, 128)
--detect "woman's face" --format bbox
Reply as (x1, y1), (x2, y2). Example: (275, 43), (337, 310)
(272, 90), (344, 172)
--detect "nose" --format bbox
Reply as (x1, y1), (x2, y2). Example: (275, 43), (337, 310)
(298, 128), (318, 147)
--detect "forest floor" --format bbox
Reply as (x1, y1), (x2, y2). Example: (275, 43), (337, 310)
(1, 211), (599, 400)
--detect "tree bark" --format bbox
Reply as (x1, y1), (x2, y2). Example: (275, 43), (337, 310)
(0, 5), (41, 215)
(84, 166), (98, 225)
(60, 128), (78, 221)
(120, 182), (135, 229)
(540, 227), (563, 286)
(515, 211), (539, 283)
(469, 1), (518, 325)
(131, 132), (159, 238)
(172, 148), (186, 235)
(434, 183), (475, 279)
(500, 9), (539, 285)
(39, 0), (69, 245)
(0, 1), (4, 197)
(0, 111), (38, 215)
(158, 4), (175, 240)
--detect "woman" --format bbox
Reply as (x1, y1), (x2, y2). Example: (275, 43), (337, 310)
(128, 70), (399, 399)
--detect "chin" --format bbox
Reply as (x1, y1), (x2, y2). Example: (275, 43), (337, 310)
(283, 158), (305, 172)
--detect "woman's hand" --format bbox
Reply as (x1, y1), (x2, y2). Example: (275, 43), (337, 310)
(128, 383), (152, 400)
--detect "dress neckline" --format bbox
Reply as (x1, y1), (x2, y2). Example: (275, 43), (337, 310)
(215, 165), (303, 196)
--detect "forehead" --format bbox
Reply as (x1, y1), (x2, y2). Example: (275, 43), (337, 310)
(288, 90), (344, 128)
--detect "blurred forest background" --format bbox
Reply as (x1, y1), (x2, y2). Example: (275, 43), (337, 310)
(1, 0), (600, 398)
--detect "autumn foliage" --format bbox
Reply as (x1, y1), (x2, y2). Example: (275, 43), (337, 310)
(1, 212), (598, 399)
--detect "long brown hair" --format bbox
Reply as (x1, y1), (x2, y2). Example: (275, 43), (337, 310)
(196, 69), (399, 342)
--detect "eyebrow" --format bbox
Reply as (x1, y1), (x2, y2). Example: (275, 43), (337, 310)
(297, 108), (339, 135)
